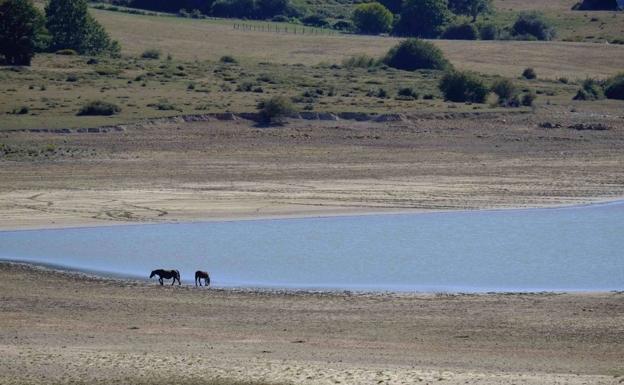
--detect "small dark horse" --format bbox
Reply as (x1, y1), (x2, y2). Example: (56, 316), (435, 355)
(195, 270), (210, 287)
(150, 269), (181, 285)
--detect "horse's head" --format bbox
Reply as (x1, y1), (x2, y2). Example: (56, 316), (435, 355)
(149, 270), (157, 279)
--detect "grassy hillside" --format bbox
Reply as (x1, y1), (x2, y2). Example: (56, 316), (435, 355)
(2, 3), (623, 130)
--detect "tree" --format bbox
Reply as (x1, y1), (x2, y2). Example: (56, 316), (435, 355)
(378, 0), (402, 14)
(393, 0), (451, 38)
(46, 0), (119, 55)
(383, 38), (451, 71)
(448, 0), (493, 22)
(352, 2), (393, 34)
(0, 0), (47, 65)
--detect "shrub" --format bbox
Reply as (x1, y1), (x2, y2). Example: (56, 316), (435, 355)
(257, 95), (295, 124)
(333, 20), (354, 31)
(397, 87), (419, 99)
(604, 73), (624, 100)
(220, 55), (237, 64)
(378, 0), (402, 14)
(141, 49), (161, 59)
(77, 100), (121, 116)
(383, 39), (451, 71)
(522, 68), (537, 80)
(439, 70), (489, 103)
(393, 0), (451, 38)
(148, 100), (178, 110)
(512, 12), (555, 41)
(521, 92), (536, 106)
(301, 14), (329, 27)
(491, 78), (518, 105)
(0, 0), (47, 66)
(478, 23), (498, 40)
(441, 23), (479, 40)
(66, 74), (79, 82)
(573, 78), (604, 100)
(352, 2), (393, 34)
(342, 54), (379, 68)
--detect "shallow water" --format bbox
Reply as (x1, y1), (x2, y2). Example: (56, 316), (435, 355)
(1, 201), (623, 292)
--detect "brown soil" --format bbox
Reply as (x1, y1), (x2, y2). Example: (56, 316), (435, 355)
(1, 108), (624, 230)
(0, 263), (622, 385)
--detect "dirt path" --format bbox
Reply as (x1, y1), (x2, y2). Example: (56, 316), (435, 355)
(0, 263), (623, 385)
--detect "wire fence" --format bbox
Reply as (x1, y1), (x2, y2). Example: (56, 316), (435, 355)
(233, 23), (337, 35)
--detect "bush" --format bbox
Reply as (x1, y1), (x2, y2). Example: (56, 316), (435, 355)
(521, 92), (536, 106)
(77, 100), (121, 116)
(604, 73), (624, 100)
(442, 23), (479, 40)
(478, 23), (498, 40)
(512, 12), (555, 41)
(393, 0), (451, 38)
(522, 67), (537, 80)
(342, 54), (379, 68)
(271, 15), (290, 22)
(573, 78), (604, 100)
(383, 39), (451, 71)
(352, 2), (393, 34)
(301, 14), (329, 27)
(439, 70), (489, 103)
(220, 55), (238, 64)
(333, 20), (354, 31)
(141, 49), (161, 59)
(491, 78), (518, 105)
(397, 87), (419, 99)
(257, 96), (294, 124)
(0, 0), (47, 66)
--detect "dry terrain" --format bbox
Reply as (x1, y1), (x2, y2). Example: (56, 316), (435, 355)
(1, 263), (623, 385)
(1, 105), (624, 230)
(93, 8), (624, 78)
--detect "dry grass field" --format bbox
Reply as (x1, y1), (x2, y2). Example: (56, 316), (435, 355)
(91, 8), (624, 77)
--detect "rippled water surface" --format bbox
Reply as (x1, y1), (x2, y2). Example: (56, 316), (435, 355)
(1, 202), (623, 292)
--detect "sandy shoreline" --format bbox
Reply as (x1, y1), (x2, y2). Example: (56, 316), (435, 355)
(1, 193), (623, 232)
(1, 262), (623, 385)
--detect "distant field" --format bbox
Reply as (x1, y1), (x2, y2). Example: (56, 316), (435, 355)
(93, 9), (624, 79)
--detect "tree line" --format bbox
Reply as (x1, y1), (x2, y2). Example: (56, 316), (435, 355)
(0, 0), (119, 66)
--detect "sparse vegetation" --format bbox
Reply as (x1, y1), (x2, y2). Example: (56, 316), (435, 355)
(220, 55), (238, 64)
(383, 39), (451, 71)
(141, 49), (161, 59)
(439, 70), (489, 103)
(342, 54), (379, 68)
(77, 100), (121, 116)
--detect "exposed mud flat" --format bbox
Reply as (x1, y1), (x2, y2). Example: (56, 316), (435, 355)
(0, 262), (623, 385)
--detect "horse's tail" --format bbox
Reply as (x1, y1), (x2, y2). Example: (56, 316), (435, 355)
(175, 270), (181, 284)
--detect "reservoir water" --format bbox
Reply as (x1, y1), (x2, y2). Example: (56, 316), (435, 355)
(1, 201), (623, 292)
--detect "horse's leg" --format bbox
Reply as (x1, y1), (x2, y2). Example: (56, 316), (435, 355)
(159, 277), (163, 286)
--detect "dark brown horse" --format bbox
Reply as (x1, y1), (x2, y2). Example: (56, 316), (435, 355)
(150, 269), (181, 285)
(195, 270), (210, 287)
